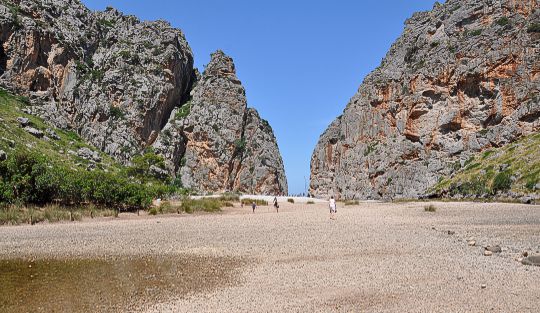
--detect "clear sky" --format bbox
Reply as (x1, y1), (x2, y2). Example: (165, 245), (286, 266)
(82, 0), (443, 195)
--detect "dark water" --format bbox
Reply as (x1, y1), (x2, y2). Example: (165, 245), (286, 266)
(0, 256), (242, 313)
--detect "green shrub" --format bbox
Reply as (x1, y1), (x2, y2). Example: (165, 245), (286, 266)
(495, 17), (509, 27)
(527, 23), (540, 33)
(234, 139), (247, 153)
(148, 207), (158, 215)
(492, 171), (512, 193)
(0, 150), (167, 210)
(424, 205), (437, 212)
(525, 179), (538, 191)
(306, 201), (315, 205)
(449, 177), (489, 196)
(127, 149), (170, 182)
(344, 200), (359, 206)
(467, 29), (482, 37)
(287, 198), (294, 203)
(175, 102), (191, 119)
(110, 106), (124, 120)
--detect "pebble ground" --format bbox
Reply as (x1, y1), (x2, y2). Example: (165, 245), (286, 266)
(1, 201), (539, 312)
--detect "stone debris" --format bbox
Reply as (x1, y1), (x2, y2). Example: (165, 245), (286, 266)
(0, 150), (6, 161)
(484, 251), (493, 257)
(24, 127), (44, 138)
(45, 128), (60, 140)
(521, 256), (540, 267)
(16, 117), (29, 127)
(77, 147), (102, 163)
(485, 245), (502, 253)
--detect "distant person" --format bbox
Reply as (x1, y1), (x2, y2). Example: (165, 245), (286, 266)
(252, 201), (256, 213)
(273, 197), (279, 213)
(329, 196), (337, 220)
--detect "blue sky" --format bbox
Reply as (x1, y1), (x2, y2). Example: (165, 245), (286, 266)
(82, 0), (443, 195)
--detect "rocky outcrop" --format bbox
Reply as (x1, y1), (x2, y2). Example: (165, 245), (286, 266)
(310, 0), (540, 200)
(0, 0), (194, 162)
(0, 0), (287, 194)
(153, 51), (287, 195)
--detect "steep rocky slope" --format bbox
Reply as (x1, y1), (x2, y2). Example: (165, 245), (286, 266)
(153, 51), (287, 195)
(0, 0), (287, 195)
(0, 0), (194, 161)
(311, 0), (540, 200)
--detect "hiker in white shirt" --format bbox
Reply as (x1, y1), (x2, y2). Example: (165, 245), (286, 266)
(329, 196), (337, 220)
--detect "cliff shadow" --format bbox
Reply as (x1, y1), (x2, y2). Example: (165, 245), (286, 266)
(0, 44), (6, 76)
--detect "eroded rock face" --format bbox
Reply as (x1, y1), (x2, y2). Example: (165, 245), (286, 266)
(0, 0), (194, 162)
(0, 1), (288, 194)
(153, 51), (287, 195)
(310, 0), (540, 200)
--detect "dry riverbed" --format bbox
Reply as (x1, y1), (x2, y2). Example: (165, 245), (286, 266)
(1, 201), (539, 312)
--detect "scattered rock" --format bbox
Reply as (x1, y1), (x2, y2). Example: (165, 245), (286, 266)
(0, 150), (6, 161)
(448, 230), (455, 235)
(149, 165), (169, 180)
(468, 240), (476, 246)
(77, 147), (102, 163)
(1, 137), (15, 148)
(521, 196), (533, 204)
(24, 127), (44, 138)
(485, 245), (502, 253)
(17, 117), (30, 127)
(484, 251), (493, 257)
(535, 183), (540, 191)
(481, 284), (487, 289)
(499, 164), (509, 171)
(45, 128), (60, 140)
(523, 251), (529, 257)
(521, 256), (540, 267)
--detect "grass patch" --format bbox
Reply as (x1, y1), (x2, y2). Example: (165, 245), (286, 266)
(241, 198), (268, 206)
(287, 198), (294, 203)
(180, 198), (223, 214)
(424, 205), (437, 212)
(0, 205), (118, 226)
(306, 201), (315, 205)
(344, 200), (359, 206)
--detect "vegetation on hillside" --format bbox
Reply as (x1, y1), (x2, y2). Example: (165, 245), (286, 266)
(0, 88), (182, 222)
(432, 133), (540, 198)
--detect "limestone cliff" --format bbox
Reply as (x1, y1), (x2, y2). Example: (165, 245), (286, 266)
(0, 0), (287, 194)
(153, 51), (287, 195)
(310, 0), (540, 200)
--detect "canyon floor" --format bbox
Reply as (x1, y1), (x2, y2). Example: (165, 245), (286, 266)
(1, 201), (539, 312)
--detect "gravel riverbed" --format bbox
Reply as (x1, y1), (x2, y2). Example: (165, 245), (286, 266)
(1, 201), (539, 312)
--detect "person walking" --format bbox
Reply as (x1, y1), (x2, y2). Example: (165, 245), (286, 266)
(252, 201), (256, 213)
(329, 196), (337, 220)
(273, 197), (279, 213)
